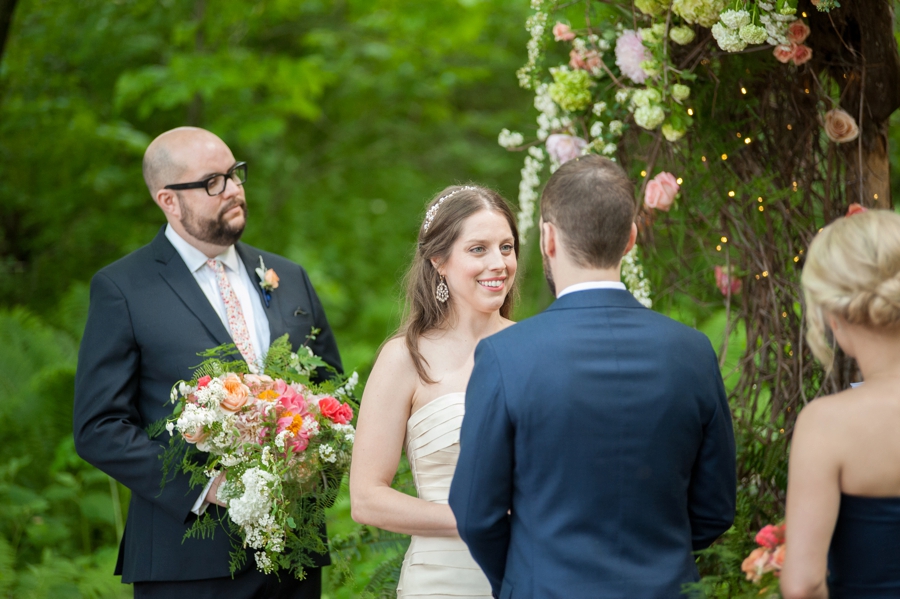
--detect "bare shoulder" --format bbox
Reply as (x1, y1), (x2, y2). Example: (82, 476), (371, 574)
(366, 337), (418, 397)
(793, 390), (855, 443)
(498, 317), (516, 331)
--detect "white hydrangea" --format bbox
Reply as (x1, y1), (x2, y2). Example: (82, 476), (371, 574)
(592, 101), (607, 116)
(739, 24), (768, 44)
(498, 129), (525, 149)
(634, 105), (666, 130)
(720, 9), (751, 29)
(590, 121), (605, 138)
(615, 88), (632, 104)
(601, 143), (618, 156)
(662, 124), (685, 142)
(712, 22), (748, 52)
(630, 88), (662, 108)
(671, 83), (691, 102)
(608, 120), (624, 136)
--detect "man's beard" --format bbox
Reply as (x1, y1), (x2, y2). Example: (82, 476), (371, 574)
(178, 194), (247, 247)
(541, 248), (556, 296)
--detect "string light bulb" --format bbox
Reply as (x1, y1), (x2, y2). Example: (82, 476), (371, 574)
(676, 177), (683, 184)
(687, 108), (694, 116)
(728, 191), (735, 197)
(744, 138), (752, 144)
(721, 153), (728, 160)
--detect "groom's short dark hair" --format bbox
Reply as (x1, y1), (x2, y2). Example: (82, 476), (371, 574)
(540, 154), (636, 269)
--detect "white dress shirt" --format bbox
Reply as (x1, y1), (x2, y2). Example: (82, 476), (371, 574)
(556, 280), (627, 298)
(165, 224), (271, 513)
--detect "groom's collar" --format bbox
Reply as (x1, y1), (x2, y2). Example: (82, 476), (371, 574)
(557, 280), (626, 298)
(546, 286), (645, 312)
(164, 224), (241, 275)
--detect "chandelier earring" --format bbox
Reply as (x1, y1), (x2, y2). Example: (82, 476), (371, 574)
(435, 275), (450, 303)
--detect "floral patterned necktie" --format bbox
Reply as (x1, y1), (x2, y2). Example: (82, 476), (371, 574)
(207, 259), (258, 367)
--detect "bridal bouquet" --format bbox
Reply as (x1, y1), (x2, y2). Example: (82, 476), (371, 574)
(157, 334), (358, 577)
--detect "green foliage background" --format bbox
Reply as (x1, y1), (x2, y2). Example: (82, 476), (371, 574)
(0, 0), (898, 597)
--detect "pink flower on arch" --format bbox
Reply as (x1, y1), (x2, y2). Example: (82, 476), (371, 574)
(773, 44), (794, 64)
(546, 134), (588, 165)
(787, 21), (811, 45)
(553, 22), (576, 42)
(569, 48), (602, 72)
(715, 265), (742, 297)
(792, 44), (813, 66)
(615, 30), (651, 84)
(644, 172), (679, 212)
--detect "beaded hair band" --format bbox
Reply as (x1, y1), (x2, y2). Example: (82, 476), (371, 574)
(423, 186), (477, 232)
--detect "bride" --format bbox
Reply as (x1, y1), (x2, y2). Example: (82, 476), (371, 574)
(349, 184), (519, 598)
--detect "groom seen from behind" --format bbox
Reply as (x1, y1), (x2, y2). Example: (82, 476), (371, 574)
(449, 155), (736, 599)
(73, 127), (341, 598)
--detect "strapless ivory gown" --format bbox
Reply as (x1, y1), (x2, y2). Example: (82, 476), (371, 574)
(396, 392), (493, 598)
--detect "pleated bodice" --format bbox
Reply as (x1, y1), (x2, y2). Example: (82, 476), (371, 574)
(396, 393), (492, 599)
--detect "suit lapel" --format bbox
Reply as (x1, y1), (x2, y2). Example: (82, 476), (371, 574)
(151, 227), (233, 347)
(236, 242), (287, 344)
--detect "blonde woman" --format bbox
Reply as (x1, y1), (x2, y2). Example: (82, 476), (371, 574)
(349, 185), (519, 598)
(781, 209), (900, 599)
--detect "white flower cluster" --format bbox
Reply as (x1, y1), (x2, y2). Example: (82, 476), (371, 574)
(622, 246), (653, 308)
(535, 83), (568, 141)
(331, 423), (356, 444)
(318, 444), (337, 464)
(516, 0), (549, 89)
(758, 1), (796, 46)
(334, 371), (358, 398)
(517, 146), (545, 244)
(194, 378), (226, 407)
(226, 467), (285, 569)
(498, 129), (525, 149)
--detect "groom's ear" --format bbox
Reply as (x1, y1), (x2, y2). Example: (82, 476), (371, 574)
(623, 222), (637, 256)
(540, 219), (557, 258)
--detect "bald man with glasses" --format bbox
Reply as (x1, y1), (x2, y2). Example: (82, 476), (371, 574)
(74, 127), (341, 599)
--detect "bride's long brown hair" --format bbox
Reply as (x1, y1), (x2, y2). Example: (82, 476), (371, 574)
(397, 184), (520, 384)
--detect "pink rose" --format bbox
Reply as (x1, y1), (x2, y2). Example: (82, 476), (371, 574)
(319, 396), (354, 425)
(755, 523), (785, 549)
(773, 44), (794, 64)
(219, 373), (251, 412)
(569, 49), (602, 72)
(787, 21), (810, 44)
(545, 134), (588, 165)
(264, 268), (279, 289)
(715, 266), (742, 297)
(197, 375), (212, 389)
(824, 108), (859, 143)
(643, 172), (679, 212)
(552, 22), (576, 42)
(792, 44), (813, 66)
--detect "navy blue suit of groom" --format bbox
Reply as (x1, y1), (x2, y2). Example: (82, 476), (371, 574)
(73, 226), (341, 587)
(449, 288), (736, 599)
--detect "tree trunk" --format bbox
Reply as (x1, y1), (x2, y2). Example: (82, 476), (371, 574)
(806, 0), (900, 209)
(0, 0), (18, 65)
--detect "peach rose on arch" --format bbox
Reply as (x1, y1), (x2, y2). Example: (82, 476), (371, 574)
(553, 22), (576, 42)
(792, 44), (813, 66)
(787, 21), (810, 44)
(644, 172), (679, 212)
(773, 44), (794, 64)
(824, 108), (859, 143)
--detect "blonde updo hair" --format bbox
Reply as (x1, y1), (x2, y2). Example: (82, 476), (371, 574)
(802, 210), (900, 369)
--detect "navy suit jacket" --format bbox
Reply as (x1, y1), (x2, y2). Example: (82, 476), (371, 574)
(73, 226), (342, 583)
(449, 289), (735, 599)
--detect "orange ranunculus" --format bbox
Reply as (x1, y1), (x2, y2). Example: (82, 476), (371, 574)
(221, 373), (251, 412)
(257, 389), (280, 401)
(741, 547), (770, 583)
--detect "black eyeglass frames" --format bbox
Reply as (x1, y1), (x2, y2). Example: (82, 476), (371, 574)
(164, 162), (248, 196)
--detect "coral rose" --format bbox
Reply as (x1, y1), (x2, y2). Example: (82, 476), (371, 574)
(773, 44), (794, 64)
(553, 22), (576, 42)
(846, 203), (868, 216)
(220, 373), (251, 412)
(197, 375), (212, 389)
(792, 44), (813, 66)
(824, 108), (859, 143)
(644, 172), (679, 211)
(319, 397), (353, 425)
(182, 427), (207, 445)
(546, 134), (588, 165)
(787, 20), (811, 44)
(755, 523), (786, 549)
